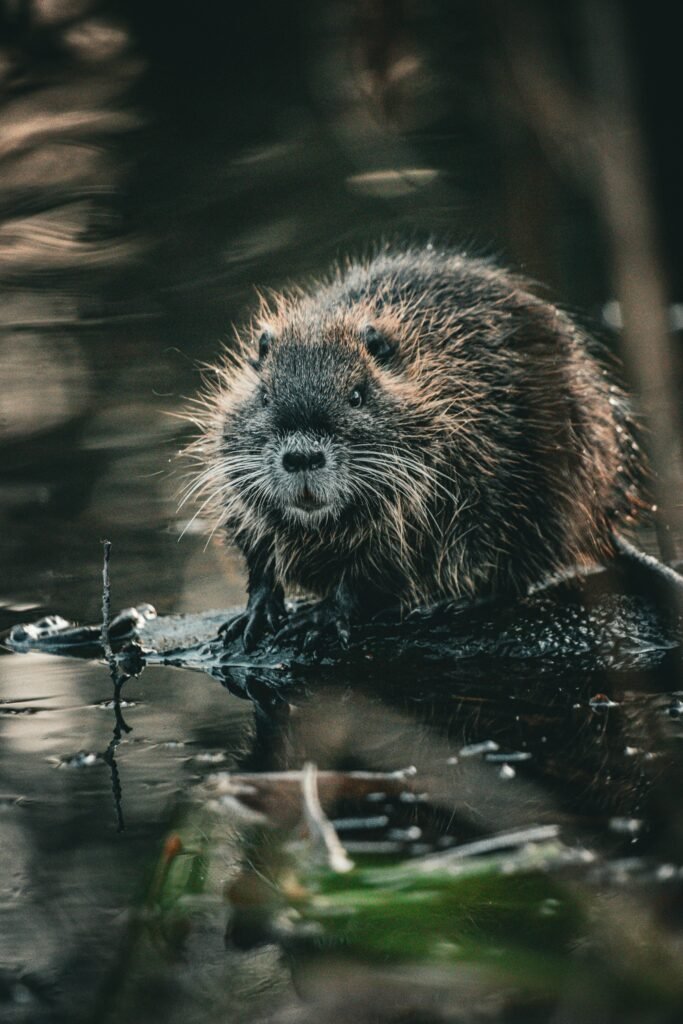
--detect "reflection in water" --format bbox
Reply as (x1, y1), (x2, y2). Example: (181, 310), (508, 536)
(101, 686), (132, 833)
(5, 567), (683, 1021)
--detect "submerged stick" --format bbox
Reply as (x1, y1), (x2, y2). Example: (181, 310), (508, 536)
(100, 540), (119, 685)
(99, 540), (131, 832)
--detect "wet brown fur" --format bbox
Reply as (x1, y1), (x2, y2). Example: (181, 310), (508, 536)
(183, 244), (643, 610)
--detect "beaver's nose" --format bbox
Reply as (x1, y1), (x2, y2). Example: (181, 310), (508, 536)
(282, 448), (326, 473)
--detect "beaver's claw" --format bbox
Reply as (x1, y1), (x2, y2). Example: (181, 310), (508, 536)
(271, 596), (352, 654)
(220, 587), (286, 652)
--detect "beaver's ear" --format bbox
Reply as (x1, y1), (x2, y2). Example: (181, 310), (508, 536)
(362, 324), (396, 364)
(251, 328), (276, 369)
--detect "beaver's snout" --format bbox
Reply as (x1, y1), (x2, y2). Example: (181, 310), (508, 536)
(271, 431), (346, 521)
(282, 446), (326, 473)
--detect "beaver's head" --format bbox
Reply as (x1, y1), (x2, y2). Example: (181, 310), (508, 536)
(204, 311), (443, 535)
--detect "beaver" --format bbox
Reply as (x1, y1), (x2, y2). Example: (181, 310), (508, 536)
(184, 243), (647, 650)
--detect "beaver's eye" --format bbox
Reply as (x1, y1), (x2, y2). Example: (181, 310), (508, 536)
(261, 389), (270, 407)
(362, 324), (395, 364)
(349, 389), (363, 408)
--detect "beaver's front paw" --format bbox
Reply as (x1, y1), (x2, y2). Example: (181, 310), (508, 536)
(271, 591), (353, 654)
(220, 586), (286, 652)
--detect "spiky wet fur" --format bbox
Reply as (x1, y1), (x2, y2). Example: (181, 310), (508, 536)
(182, 244), (643, 610)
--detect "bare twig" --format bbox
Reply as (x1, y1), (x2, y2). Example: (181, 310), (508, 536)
(300, 762), (354, 874)
(100, 539), (119, 684)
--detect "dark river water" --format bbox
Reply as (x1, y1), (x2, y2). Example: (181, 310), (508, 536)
(2, 4), (683, 1023)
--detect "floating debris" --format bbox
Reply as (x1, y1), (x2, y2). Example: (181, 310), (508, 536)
(203, 768), (418, 829)
(331, 815), (390, 831)
(387, 826), (423, 842)
(485, 751), (533, 764)
(94, 699), (137, 710)
(459, 740), (500, 757)
(55, 751), (102, 769)
(589, 693), (620, 709)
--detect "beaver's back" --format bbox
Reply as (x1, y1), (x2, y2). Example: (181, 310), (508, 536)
(291, 245), (642, 595)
